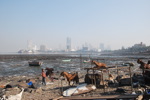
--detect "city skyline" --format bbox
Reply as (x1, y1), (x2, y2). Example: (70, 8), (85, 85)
(19, 39), (111, 51)
(0, 0), (150, 53)
(19, 39), (148, 52)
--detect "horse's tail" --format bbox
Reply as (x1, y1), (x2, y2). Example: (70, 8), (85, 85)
(75, 72), (79, 84)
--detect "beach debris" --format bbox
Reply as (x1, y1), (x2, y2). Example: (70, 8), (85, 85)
(2, 88), (24, 100)
(5, 85), (12, 89)
(63, 83), (96, 96)
(115, 88), (126, 93)
(122, 62), (135, 66)
(119, 78), (131, 86)
(136, 95), (143, 100)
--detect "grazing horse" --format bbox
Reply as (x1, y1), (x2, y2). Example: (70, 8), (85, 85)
(137, 59), (150, 84)
(91, 60), (107, 69)
(60, 71), (79, 86)
(45, 67), (54, 81)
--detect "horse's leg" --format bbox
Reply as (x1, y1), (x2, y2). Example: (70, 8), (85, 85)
(50, 74), (53, 82)
(71, 81), (74, 86)
(68, 81), (70, 86)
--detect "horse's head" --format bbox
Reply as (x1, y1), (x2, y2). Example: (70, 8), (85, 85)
(91, 60), (95, 64)
(137, 59), (147, 69)
(137, 59), (142, 64)
(60, 71), (64, 77)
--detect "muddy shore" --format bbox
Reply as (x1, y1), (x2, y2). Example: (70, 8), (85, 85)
(0, 54), (149, 100)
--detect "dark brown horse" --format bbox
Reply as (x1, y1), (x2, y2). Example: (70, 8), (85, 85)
(45, 67), (54, 81)
(137, 59), (150, 69)
(137, 59), (150, 84)
(60, 71), (79, 86)
(91, 60), (107, 69)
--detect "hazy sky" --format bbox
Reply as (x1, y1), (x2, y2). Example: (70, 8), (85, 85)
(0, 0), (150, 52)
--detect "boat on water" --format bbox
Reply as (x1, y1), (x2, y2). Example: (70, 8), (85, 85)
(62, 59), (71, 62)
(28, 61), (43, 66)
(83, 60), (91, 63)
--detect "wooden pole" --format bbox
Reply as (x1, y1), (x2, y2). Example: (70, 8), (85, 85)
(129, 66), (133, 92)
(80, 54), (82, 69)
(61, 79), (63, 96)
(108, 70), (110, 80)
(92, 69), (94, 85)
(101, 70), (105, 93)
(117, 66), (119, 75)
(93, 69), (96, 86)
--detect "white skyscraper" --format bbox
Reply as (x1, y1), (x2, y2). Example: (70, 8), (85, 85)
(66, 37), (71, 51)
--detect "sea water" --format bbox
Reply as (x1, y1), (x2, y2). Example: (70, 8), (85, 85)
(0, 54), (147, 77)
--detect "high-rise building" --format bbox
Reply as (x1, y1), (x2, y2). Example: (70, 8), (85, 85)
(66, 37), (71, 51)
(40, 45), (46, 52)
(27, 40), (33, 50)
(99, 43), (104, 51)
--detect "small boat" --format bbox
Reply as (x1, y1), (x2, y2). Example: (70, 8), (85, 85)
(62, 59), (71, 62)
(28, 61), (43, 66)
(83, 60), (91, 63)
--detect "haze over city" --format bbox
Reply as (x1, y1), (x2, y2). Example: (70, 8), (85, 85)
(0, 0), (150, 53)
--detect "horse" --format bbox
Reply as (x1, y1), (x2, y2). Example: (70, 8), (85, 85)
(60, 71), (79, 86)
(147, 60), (150, 64)
(45, 67), (54, 81)
(91, 60), (107, 69)
(137, 59), (150, 69)
(137, 59), (150, 84)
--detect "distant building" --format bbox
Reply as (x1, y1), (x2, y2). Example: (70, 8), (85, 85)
(40, 45), (47, 52)
(82, 46), (88, 51)
(106, 45), (111, 50)
(66, 37), (71, 51)
(27, 40), (37, 51)
(99, 43), (104, 51)
(132, 42), (146, 48)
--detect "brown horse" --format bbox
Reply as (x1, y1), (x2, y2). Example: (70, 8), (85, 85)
(137, 59), (150, 84)
(91, 60), (107, 69)
(60, 71), (79, 86)
(45, 67), (54, 81)
(137, 59), (150, 69)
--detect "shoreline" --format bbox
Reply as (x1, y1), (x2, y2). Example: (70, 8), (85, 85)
(0, 54), (148, 99)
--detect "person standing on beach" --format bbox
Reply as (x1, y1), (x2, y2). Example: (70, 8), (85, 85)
(41, 69), (46, 85)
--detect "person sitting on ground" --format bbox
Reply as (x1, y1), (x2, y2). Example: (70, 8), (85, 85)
(26, 79), (35, 88)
